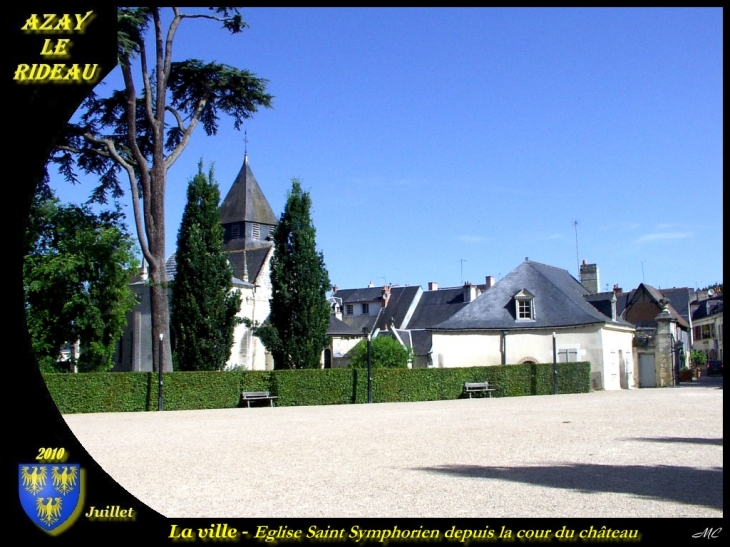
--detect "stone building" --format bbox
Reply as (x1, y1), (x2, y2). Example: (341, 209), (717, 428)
(114, 153), (277, 371)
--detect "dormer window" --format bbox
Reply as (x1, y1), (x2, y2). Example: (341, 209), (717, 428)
(346, 304), (354, 315)
(514, 289), (535, 321)
(362, 303), (370, 315)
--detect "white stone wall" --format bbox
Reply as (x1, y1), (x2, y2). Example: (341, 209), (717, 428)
(226, 248), (274, 371)
(692, 312), (723, 362)
(327, 335), (364, 368)
(431, 331), (502, 368)
(600, 325), (635, 390)
(431, 324), (634, 390)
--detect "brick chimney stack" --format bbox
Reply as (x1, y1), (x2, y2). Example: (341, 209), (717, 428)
(579, 260), (600, 294)
(381, 285), (391, 307)
(463, 282), (477, 303)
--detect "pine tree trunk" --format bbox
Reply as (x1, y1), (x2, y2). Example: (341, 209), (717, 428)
(148, 256), (173, 372)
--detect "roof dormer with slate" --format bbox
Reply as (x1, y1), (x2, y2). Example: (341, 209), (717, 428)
(432, 260), (633, 331)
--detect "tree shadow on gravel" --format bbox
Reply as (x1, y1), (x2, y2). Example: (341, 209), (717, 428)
(416, 463), (723, 510)
(626, 437), (723, 446)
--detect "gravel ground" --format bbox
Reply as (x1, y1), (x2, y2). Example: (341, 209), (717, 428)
(63, 377), (723, 519)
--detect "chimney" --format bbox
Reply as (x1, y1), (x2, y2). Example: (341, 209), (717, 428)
(463, 282), (477, 303)
(381, 285), (391, 307)
(610, 293), (617, 321)
(428, 282), (438, 291)
(579, 260), (600, 294)
(613, 284), (622, 297)
(485, 276), (495, 289)
(139, 259), (148, 281)
(332, 285), (338, 294)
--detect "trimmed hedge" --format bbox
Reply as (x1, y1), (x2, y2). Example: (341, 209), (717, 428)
(43, 362), (591, 414)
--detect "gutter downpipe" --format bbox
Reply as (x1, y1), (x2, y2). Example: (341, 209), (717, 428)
(501, 330), (508, 365)
(552, 331), (558, 394)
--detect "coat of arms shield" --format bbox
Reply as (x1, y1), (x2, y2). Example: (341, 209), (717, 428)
(19, 464), (84, 535)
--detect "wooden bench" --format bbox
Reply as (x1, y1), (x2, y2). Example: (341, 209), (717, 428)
(241, 391), (278, 408)
(464, 381), (495, 398)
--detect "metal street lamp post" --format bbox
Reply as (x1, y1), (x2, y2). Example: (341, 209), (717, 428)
(362, 327), (373, 404)
(552, 332), (558, 395)
(158, 333), (164, 411)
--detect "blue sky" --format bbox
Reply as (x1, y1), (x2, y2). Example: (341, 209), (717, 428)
(49, 7), (723, 294)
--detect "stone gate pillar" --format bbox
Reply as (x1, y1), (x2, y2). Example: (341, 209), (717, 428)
(654, 298), (677, 387)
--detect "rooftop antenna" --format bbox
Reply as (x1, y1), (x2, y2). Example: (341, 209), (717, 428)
(460, 259), (467, 284)
(378, 276), (387, 287)
(574, 220), (580, 275)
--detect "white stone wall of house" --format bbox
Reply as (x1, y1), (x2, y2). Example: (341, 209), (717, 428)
(431, 331), (502, 368)
(431, 325), (632, 391)
(599, 326), (635, 390)
(692, 313), (723, 363)
(322, 336), (363, 369)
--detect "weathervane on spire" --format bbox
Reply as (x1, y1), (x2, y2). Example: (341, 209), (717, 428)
(244, 129), (249, 163)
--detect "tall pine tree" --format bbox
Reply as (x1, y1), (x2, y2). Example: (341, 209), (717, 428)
(258, 179), (331, 369)
(171, 162), (241, 371)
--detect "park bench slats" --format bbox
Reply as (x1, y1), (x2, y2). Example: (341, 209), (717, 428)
(241, 391), (278, 408)
(463, 381), (495, 398)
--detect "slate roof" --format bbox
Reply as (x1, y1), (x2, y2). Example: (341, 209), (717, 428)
(584, 291), (616, 319)
(407, 286), (474, 329)
(620, 284), (690, 329)
(219, 156), (278, 226)
(336, 285), (422, 333)
(334, 287), (388, 304)
(165, 254), (177, 281)
(433, 260), (633, 331)
(658, 287), (694, 324)
(393, 328), (433, 356)
(225, 247), (272, 284)
(159, 253), (254, 288)
(691, 296), (723, 321)
(327, 315), (364, 336)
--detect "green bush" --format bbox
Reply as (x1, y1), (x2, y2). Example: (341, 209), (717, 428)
(348, 336), (413, 369)
(43, 362), (591, 413)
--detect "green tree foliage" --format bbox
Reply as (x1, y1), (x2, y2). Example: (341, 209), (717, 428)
(49, 8), (272, 372)
(257, 179), (331, 369)
(24, 189), (139, 372)
(698, 283), (723, 293)
(348, 336), (413, 369)
(171, 163), (241, 371)
(690, 349), (707, 368)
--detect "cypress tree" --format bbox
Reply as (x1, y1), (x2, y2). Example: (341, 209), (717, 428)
(258, 179), (331, 369)
(171, 162), (241, 371)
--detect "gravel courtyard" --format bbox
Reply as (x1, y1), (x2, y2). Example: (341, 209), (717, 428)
(63, 378), (723, 519)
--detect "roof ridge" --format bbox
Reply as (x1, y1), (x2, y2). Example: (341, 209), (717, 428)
(526, 259), (570, 273)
